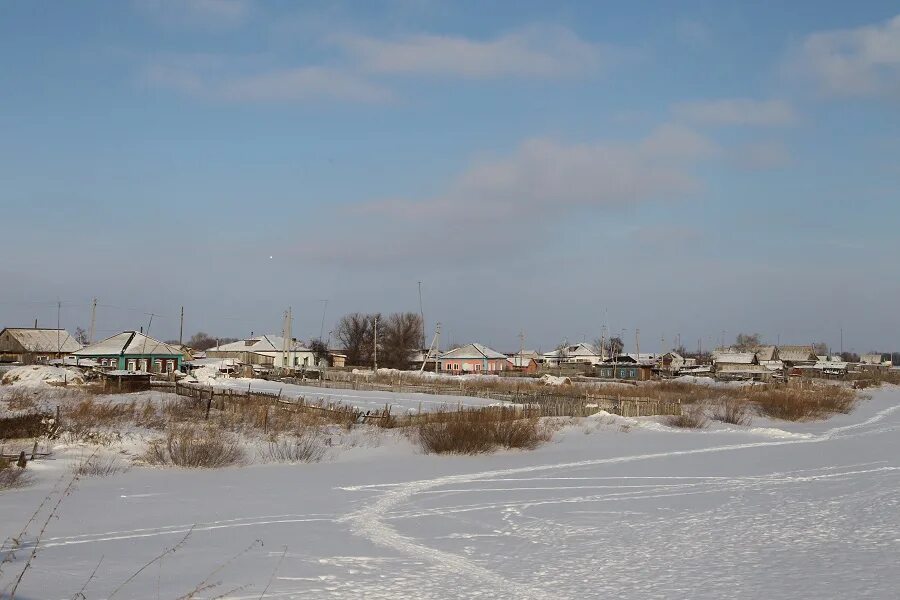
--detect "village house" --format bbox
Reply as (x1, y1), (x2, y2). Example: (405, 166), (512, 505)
(438, 343), (509, 374)
(712, 351), (773, 381)
(596, 354), (654, 381)
(506, 352), (540, 374)
(543, 343), (604, 367)
(0, 328), (82, 364)
(74, 331), (183, 372)
(659, 351), (686, 374)
(860, 353), (891, 367)
(777, 345), (819, 368)
(206, 335), (318, 369)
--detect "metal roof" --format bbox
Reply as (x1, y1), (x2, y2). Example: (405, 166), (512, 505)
(440, 343), (506, 360)
(0, 328), (82, 353)
(211, 335), (311, 353)
(74, 331), (182, 357)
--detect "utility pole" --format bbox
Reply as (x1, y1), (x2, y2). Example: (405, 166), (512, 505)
(179, 306), (184, 346)
(840, 327), (843, 355)
(635, 328), (640, 360)
(319, 300), (328, 341)
(519, 330), (525, 356)
(418, 281), (426, 349)
(56, 300), (61, 355)
(373, 315), (378, 371)
(89, 298), (97, 344)
(420, 322), (441, 373)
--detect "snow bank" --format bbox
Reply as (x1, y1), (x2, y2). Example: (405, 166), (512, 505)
(539, 374), (571, 386)
(1, 365), (85, 387)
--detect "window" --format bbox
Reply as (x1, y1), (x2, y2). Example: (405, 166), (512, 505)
(166, 360), (174, 373)
(127, 360), (136, 371)
(303, 357), (309, 366)
(154, 359), (162, 373)
(630, 369), (637, 378)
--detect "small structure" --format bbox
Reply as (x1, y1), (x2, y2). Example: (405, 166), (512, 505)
(439, 343), (509, 374)
(860, 353), (891, 367)
(507, 353), (540, 374)
(74, 331), (182, 372)
(659, 351), (686, 374)
(0, 328), (82, 364)
(328, 351), (347, 368)
(206, 335), (316, 369)
(100, 370), (152, 392)
(595, 358), (654, 381)
(712, 352), (773, 381)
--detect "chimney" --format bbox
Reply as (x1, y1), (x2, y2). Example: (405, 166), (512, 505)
(140, 327), (143, 334)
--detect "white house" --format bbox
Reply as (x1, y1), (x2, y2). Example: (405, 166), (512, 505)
(543, 343), (604, 366)
(206, 335), (318, 368)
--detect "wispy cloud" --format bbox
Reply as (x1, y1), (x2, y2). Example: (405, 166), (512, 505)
(787, 13), (900, 97)
(334, 25), (607, 79)
(674, 19), (711, 46)
(134, 0), (251, 29)
(141, 56), (392, 104)
(673, 98), (797, 126)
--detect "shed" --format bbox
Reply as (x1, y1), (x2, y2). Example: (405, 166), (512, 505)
(100, 370), (152, 392)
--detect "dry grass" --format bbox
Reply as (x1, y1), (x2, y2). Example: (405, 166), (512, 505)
(0, 412), (53, 440)
(1, 387), (41, 411)
(713, 400), (751, 426)
(0, 461), (31, 489)
(144, 425), (245, 468)
(416, 407), (551, 454)
(751, 386), (857, 421)
(72, 453), (128, 477)
(666, 406), (709, 429)
(260, 431), (326, 463)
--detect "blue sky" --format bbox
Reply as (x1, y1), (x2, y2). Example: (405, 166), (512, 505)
(2, 0), (899, 354)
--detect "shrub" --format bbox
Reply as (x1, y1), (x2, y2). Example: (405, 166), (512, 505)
(261, 432), (326, 463)
(72, 453), (127, 477)
(751, 386), (857, 421)
(666, 406), (708, 429)
(416, 408), (550, 454)
(144, 426), (245, 468)
(713, 400), (751, 426)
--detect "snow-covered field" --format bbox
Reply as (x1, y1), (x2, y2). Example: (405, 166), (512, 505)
(193, 375), (512, 413)
(1, 387), (898, 599)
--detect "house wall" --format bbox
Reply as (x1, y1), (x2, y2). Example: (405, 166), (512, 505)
(82, 354), (181, 372)
(439, 358), (507, 373)
(595, 365), (653, 381)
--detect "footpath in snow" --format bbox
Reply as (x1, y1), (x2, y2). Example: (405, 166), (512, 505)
(0, 386), (898, 599)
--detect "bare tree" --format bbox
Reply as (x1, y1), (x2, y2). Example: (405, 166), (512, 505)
(74, 327), (89, 345)
(335, 313), (378, 367)
(379, 313), (423, 370)
(734, 333), (762, 351)
(188, 332), (237, 351)
(812, 342), (828, 356)
(606, 337), (624, 357)
(307, 338), (330, 367)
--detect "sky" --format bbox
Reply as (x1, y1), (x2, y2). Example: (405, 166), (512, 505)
(2, 0), (899, 354)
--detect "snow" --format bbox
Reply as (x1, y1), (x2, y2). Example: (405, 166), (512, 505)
(0, 364), (85, 387)
(188, 376), (513, 413)
(1, 386), (898, 598)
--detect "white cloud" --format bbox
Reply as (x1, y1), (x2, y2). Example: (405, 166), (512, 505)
(142, 58), (391, 104)
(334, 25), (605, 78)
(674, 19), (711, 46)
(674, 98), (797, 126)
(352, 124), (716, 222)
(789, 14), (900, 97)
(135, 0), (251, 29)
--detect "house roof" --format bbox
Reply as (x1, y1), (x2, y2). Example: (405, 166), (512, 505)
(0, 328), (82, 353)
(440, 343), (506, 360)
(508, 355), (536, 367)
(74, 331), (182, 357)
(211, 335), (311, 353)
(750, 345), (779, 361)
(778, 345), (817, 362)
(544, 343), (601, 358)
(712, 352), (758, 365)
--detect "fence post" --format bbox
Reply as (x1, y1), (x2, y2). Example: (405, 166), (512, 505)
(205, 397), (211, 420)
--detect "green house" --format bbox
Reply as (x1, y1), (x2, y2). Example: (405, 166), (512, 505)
(73, 331), (183, 373)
